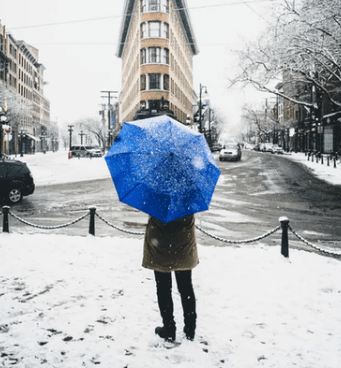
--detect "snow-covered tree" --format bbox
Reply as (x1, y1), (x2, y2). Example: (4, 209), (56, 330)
(232, 0), (341, 117)
(0, 81), (33, 127)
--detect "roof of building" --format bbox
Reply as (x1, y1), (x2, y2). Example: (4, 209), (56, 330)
(116, 0), (199, 58)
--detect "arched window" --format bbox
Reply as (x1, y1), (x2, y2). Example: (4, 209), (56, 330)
(141, 23), (147, 39)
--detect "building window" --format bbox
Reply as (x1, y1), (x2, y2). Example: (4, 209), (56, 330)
(149, 47), (161, 63)
(164, 74), (169, 91)
(141, 74), (146, 90)
(141, 22), (147, 38)
(141, 48), (147, 64)
(149, 0), (160, 11)
(163, 0), (169, 12)
(149, 21), (161, 37)
(141, 0), (147, 12)
(162, 48), (169, 64)
(149, 74), (161, 89)
(163, 23), (169, 39)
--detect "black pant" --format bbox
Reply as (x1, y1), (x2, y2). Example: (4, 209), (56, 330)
(154, 270), (196, 330)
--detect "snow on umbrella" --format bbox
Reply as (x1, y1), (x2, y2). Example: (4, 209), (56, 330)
(105, 115), (221, 223)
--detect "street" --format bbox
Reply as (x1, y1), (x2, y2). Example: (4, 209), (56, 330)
(8, 150), (341, 251)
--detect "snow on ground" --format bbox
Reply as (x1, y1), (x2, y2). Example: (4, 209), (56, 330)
(1, 150), (340, 367)
(1, 234), (340, 368)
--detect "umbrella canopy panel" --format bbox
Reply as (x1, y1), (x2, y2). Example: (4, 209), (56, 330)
(105, 115), (220, 223)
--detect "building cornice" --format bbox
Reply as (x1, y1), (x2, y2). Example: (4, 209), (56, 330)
(117, 0), (199, 58)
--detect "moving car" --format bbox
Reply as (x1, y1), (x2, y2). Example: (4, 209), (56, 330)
(219, 143), (242, 161)
(0, 156), (35, 204)
(70, 145), (102, 158)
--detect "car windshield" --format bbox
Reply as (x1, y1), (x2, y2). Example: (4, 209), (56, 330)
(224, 145), (237, 149)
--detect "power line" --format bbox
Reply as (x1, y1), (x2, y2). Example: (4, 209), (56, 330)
(9, 0), (275, 30)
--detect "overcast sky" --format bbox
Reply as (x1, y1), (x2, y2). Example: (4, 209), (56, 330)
(2, 0), (272, 130)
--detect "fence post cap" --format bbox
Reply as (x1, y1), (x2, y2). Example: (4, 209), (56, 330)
(279, 216), (289, 224)
(89, 206), (97, 211)
(2, 205), (10, 212)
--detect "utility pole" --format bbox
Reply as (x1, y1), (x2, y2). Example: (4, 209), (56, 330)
(101, 91), (119, 149)
(101, 91), (119, 131)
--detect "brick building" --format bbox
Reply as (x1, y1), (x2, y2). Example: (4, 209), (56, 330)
(117, 0), (198, 124)
(0, 20), (51, 155)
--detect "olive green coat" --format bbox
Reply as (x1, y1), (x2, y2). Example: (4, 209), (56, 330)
(142, 215), (199, 273)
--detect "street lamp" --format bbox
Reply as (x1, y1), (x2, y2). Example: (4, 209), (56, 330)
(68, 125), (74, 151)
(199, 84), (207, 134)
(186, 115), (191, 126)
(0, 107), (7, 158)
(39, 132), (47, 154)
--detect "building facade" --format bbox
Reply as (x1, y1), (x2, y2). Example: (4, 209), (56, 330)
(0, 20), (51, 155)
(117, 0), (198, 124)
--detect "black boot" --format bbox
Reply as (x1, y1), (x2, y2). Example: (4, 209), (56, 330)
(183, 324), (195, 341)
(155, 325), (176, 342)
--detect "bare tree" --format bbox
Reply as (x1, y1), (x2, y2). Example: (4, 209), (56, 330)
(231, 0), (341, 117)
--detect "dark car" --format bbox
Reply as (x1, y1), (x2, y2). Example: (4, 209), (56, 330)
(0, 157), (35, 204)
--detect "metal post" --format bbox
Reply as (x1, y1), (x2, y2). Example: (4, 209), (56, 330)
(89, 207), (96, 236)
(279, 216), (290, 258)
(2, 206), (10, 233)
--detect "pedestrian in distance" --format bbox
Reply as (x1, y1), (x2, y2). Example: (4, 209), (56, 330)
(142, 214), (199, 342)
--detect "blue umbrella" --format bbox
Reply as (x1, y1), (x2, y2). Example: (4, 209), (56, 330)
(105, 115), (220, 223)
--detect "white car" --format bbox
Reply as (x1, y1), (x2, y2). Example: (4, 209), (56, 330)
(219, 144), (242, 161)
(270, 145), (285, 154)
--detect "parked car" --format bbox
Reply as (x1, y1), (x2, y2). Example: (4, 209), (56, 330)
(70, 145), (102, 158)
(210, 143), (222, 152)
(270, 145), (285, 154)
(261, 143), (274, 152)
(219, 143), (242, 161)
(0, 157), (35, 204)
(251, 143), (261, 151)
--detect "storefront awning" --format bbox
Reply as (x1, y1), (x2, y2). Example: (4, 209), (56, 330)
(25, 133), (40, 142)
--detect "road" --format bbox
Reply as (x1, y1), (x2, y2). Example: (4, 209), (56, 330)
(6, 150), (341, 252)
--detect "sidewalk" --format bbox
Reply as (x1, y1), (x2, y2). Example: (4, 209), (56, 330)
(275, 151), (341, 186)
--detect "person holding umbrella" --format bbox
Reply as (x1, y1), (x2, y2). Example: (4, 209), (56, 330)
(142, 214), (198, 342)
(105, 115), (220, 342)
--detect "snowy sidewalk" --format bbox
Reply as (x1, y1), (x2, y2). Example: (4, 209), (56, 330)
(279, 151), (341, 186)
(0, 234), (340, 368)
